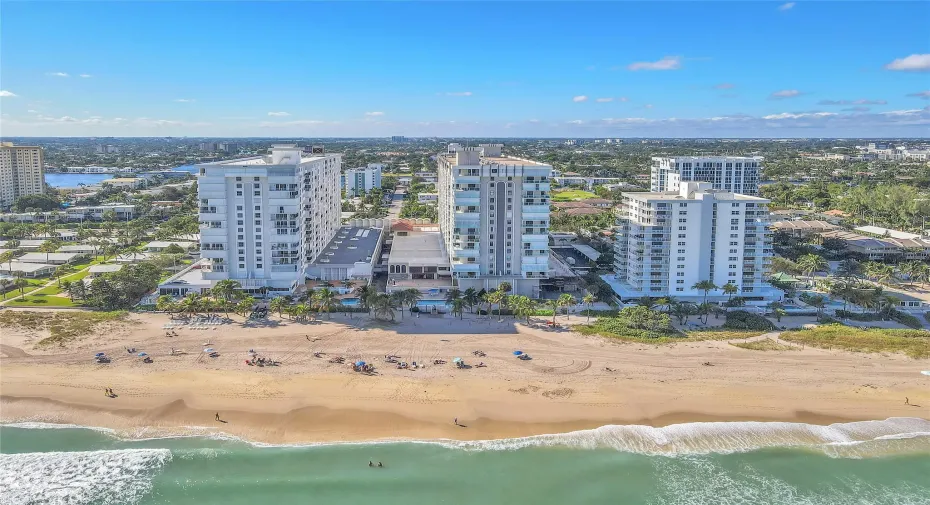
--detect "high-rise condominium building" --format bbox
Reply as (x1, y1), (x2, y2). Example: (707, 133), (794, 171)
(197, 144), (342, 295)
(650, 156), (762, 195)
(437, 143), (551, 297)
(0, 142), (45, 209)
(343, 163), (383, 197)
(610, 181), (777, 303)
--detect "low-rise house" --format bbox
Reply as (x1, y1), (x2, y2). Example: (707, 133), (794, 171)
(143, 241), (196, 253)
(16, 252), (85, 265)
(88, 264), (123, 278)
(5, 261), (55, 277)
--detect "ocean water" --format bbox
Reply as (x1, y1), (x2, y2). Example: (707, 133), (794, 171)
(2, 419), (930, 505)
(44, 173), (115, 188)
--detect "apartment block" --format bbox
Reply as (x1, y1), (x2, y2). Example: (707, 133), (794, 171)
(608, 182), (778, 303)
(343, 163), (383, 197)
(650, 156), (762, 195)
(196, 144), (342, 295)
(1, 142), (45, 209)
(437, 143), (551, 297)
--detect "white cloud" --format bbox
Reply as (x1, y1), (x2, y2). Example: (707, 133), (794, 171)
(27, 109), (38, 113)
(907, 90), (930, 100)
(267, 111), (291, 117)
(770, 89), (802, 99)
(842, 107), (871, 112)
(778, 2), (795, 11)
(572, 95), (589, 102)
(444, 91), (473, 96)
(884, 54), (930, 71)
(644, 104), (654, 109)
(618, 97), (629, 102)
(527, 119), (540, 123)
(47, 72), (69, 77)
(79, 74), (92, 78)
(714, 83), (735, 89)
(0, 90), (16, 97)
(627, 56), (681, 71)
(762, 112), (837, 120)
(174, 98), (196, 103)
(364, 111), (385, 116)
(567, 120), (585, 124)
(595, 97), (614, 102)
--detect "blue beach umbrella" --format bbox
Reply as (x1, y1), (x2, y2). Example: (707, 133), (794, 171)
(513, 350), (523, 356)
(355, 361), (366, 367)
(452, 357), (462, 363)
(138, 352), (147, 357)
(95, 352), (105, 357)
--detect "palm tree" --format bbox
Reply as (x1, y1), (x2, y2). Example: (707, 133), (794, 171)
(463, 288), (479, 314)
(635, 296), (657, 309)
(797, 254), (828, 285)
(0, 250), (16, 275)
(179, 292), (202, 317)
(558, 293), (577, 320)
(692, 280), (718, 307)
(450, 298), (466, 319)
(211, 280), (241, 317)
(13, 274), (29, 300)
(237, 295), (257, 317)
(269, 296), (288, 317)
(767, 301), (786, 322)
(695, 302), (713, 324)
(60, 280), (73, 302)
(497, 282), (512, 294)
(511, 295), (538, 324)
(545, 298), (560, 325)
(314, 287), (337, 319)
(722, 283), (738, 307)
(38, 240), (60, 264)
(370, 293), (396, 321)
(669, 301), (694, 325)
(53, 265), (71, 287)
(803, 293), (827, 318)
(354, 284), (376, 314)
(487, 289), (505, 321)
(836, 259), (861, 280)
(156, 294), (175, 313)
(582, 294), (596, 322)
(445, 288), (462, 305)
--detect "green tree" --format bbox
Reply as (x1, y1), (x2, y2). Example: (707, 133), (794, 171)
(156, 294), (176, 313)
(722, 283), (739, 308)
(0, 250), (16, 275)
(692, 280), (718, 307)
(558, 293), (577, 320)
(797, 254), (828, 284)
(463, 288), (479, 314)
(582, 293), (596, 322)
(767, 301), (786, 322)
(450, 298), (466, 319)
(354, 284), (377, 314)
(314, 287), (337, 319)
(487, 290), (505, 321)
(546, 298), (560, 325)
(511, 295), (538, 324)
(370, 293), (396, 321)
(38, 240), (60, 264)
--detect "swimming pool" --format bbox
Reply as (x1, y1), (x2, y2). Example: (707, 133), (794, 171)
(340, 298), (360, 306)
(416, 300), (449, 308)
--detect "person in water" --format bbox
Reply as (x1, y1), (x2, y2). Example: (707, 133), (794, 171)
(378, 462), (383, 468)
(369, 461), (373, 467)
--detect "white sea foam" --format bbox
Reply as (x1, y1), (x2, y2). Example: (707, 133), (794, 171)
(0, 449), (171, 505)
(4, 417), (929, 458)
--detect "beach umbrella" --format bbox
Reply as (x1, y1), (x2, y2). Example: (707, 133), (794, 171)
(453, 357), (462, 363)
(355, 361), (366, 367)
(95, 352), (105, 357)
(137, 352), (147, 357)
(922, 371), (930, 376)
(513, 350), (523, 356)
(204, 348), (215, 353)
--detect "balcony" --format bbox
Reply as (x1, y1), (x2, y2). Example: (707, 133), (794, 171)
(523, 182), (551, 192)
(522, 204), (550, 215)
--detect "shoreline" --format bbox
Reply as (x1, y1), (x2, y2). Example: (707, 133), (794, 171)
(2, 313), (928, 446)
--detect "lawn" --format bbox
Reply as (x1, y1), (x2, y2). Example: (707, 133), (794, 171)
(780, 324), (930, 359)
(552, 189), (598, 202)
(6, 291), (81, 307)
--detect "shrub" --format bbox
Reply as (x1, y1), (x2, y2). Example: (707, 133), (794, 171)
(723, 310), (776, 331)
(893, 311), (923, 330)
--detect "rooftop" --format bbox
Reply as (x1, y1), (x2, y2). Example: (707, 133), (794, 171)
(6, 261), (55, 273)
(18, 252), (84, 263)
(854, 225), (921, 240)
(389, 231), (448, 266)
(313, 226), (383, 266)
(625, 190), (768, 202)
(771, 220), (839, 232)
(89, 264), (123, 274)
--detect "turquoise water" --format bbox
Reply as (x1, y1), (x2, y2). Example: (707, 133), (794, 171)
(2, 421), (929, 505)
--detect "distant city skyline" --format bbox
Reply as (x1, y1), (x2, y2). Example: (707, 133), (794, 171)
(1, 2), (928, 137)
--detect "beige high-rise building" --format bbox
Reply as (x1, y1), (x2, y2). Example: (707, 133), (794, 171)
(1, 142), (46, 209)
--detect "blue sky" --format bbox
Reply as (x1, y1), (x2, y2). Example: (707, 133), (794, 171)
(1, 1), (928, 137)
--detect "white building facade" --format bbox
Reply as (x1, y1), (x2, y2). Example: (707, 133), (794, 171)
(650, 156), (762, 195)
(343, 163), (383, 197)
(197, 144), (342, 295)
(1, 142), (45, 209)
(609, 182), (778, 303)
(437, 143), (551, 297)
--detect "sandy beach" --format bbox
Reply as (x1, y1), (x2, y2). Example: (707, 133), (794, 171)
(1, 311), (927, 444)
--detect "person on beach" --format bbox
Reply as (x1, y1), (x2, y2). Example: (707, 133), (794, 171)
(905, 397), (910, 405)
(454, 417), (458, 426)
(215, 412), (220, 421)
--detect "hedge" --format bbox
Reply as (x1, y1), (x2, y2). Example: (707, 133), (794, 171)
(723, 310), (777, 331)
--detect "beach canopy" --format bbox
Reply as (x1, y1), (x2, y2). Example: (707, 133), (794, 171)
(204, 348), (215, 353)
(95, 352), (105, 357)
(452, 357), (462, 363)
(513, 350), (523, 356)
(355, 361), (365, 366)
(137, 352), (147, 357)
(922, 371), (930, 376)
